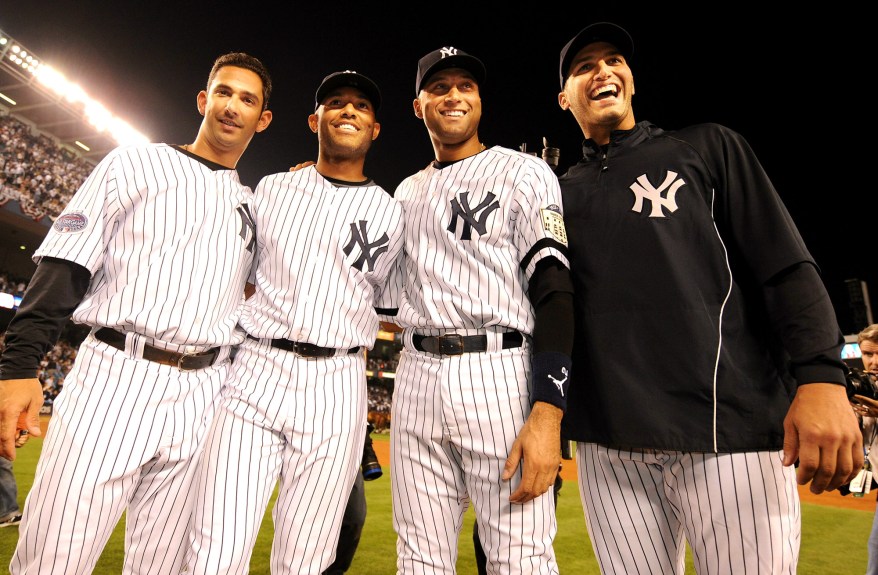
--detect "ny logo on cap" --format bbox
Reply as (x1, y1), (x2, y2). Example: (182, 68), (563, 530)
(439, 47), (459, 59)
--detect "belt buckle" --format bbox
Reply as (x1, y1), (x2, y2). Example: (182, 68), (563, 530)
(294, 342), (315, 358)
(176, 351), (204, 371)
(438, 334), (464, 356)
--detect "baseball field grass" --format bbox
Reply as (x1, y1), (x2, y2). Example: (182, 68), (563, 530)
(0, 424), (873, 574)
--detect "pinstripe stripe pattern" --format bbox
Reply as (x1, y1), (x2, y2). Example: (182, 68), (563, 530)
(240, 166), (404, 349)
(10, 143), (257, 574)
(385, 147), (568, 334)
(381, 146), (568, 574)
(11, 335), (227, 575)
(183, 167), (401, 573)
(183, 339), (367, 574)
(391, 341), (558, 575)
(577, 443), (800, 575)
(35, 144), (255, 350)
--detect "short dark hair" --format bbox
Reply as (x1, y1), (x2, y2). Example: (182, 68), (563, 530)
(207, 52), (272, 111)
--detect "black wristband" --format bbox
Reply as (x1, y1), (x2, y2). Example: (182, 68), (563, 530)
(531, 351), (572, 412)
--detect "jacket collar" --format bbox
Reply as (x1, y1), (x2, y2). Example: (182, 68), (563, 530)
(581, 121), (657, 160)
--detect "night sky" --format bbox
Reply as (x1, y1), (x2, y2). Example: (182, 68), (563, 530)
(2, 3), (872, 332)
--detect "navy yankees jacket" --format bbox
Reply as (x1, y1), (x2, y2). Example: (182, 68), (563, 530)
(559, 121), (846, 452)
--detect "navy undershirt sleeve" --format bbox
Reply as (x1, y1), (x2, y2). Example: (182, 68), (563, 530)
(528, 257), (574, 410)
(0, 257), (90, 379)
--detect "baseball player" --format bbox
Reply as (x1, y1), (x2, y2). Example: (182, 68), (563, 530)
(181, 70), (404, 574)
(377, 47), (574, 574)
(556, 22), (861, 574)
(0, 52), (273, 574)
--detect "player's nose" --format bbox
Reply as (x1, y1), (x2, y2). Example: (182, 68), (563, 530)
(444, 86), (463, 102)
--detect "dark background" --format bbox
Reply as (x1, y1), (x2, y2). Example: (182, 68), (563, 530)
(1, 3), (873, 333)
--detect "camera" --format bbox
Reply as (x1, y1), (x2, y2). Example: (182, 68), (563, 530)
(845, 367), (878, 401)
(361, 422), (383, 481)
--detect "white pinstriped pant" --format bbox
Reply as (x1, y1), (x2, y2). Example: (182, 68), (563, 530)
(11, 333), (229, 575)
(181, 338), (367, 575)
(391, 341), (558, 575)
(577, 443), (800, 575)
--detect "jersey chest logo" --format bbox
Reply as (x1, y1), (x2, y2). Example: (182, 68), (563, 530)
(344, 220), (389, 272)
(447, 191), (500, 240)
(236, 204), (256, 253)
(629, 171), (686, 218)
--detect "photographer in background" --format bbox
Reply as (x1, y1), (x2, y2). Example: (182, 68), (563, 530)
(323, 422), (382, 575)
(850, 324), (878, 574)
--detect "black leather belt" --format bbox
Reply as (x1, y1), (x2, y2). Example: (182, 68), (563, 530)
(412, 331), (523, 356)
(94, 327), (220, 371)
(247, 334), (360, 358)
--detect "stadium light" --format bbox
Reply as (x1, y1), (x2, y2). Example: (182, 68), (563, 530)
(1, 26), (150, 146)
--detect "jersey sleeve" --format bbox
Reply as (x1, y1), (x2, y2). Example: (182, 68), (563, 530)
(370, 195), (405, 306)
(514, 158), (570, 280)
(34, 149), (119, 273)
(375, 249), (403, 321)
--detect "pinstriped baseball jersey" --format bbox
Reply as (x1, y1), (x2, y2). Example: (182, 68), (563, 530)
(240, 165), (404, 349)
(182, 165), (403, 573)
(381, 146), (568, 333)
(34, 144), (256, 349)
(383, 143), (568, 574)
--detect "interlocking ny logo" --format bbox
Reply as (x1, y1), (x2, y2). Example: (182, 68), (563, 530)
(344, 220), (390, 272)
(236, 204), (256, 253)
(629, 171), (686, 218)
(447, 191), (500, 240)
(440, 47), (459, 58)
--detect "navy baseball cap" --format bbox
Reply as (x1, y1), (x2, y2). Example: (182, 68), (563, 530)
(415, 47), (486, 96)
(315, 70), (381, 112)
(559, 22), (634, 88)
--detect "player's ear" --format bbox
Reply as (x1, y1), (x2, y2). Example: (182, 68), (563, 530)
(308, 113), (319, 133)
(413, 98), (423, 119)
(371, 121), (381, 141)
(558, 90), (570, 111)
(256, 110), (272, 133)
(197, 90), (208, 116)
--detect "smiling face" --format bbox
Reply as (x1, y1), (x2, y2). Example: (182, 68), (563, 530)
(414, 67), (482, 160)
(558, 41), (635, 145)
(194, 65), (272, 167)
(310, 86), (380, 160)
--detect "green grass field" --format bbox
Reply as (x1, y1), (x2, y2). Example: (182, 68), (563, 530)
(1, 432), (873, 573)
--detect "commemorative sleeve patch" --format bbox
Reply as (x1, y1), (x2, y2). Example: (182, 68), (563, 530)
(540, 205), (568, 246)
(52, 212), (89, 233)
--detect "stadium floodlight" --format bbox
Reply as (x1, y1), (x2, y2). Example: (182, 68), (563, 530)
(0, 26), (151, 147)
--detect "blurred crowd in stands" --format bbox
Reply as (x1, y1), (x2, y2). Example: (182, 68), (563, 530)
(0, 271), (28, 297)
(1, 113), (93, 221)
(367, 378), (392, 432)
